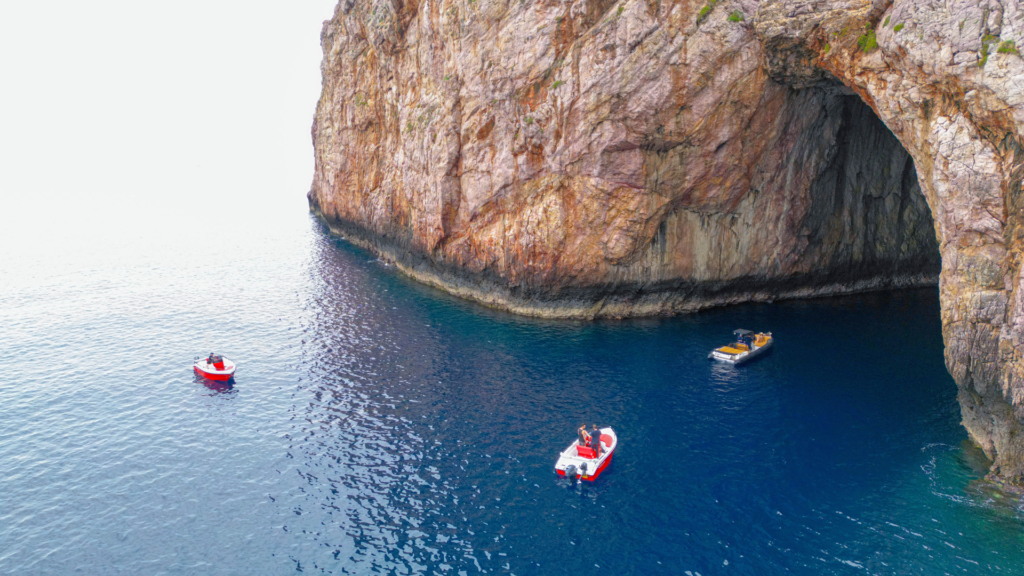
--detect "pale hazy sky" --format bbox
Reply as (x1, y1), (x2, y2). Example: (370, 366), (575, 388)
(0, 0), (337, 250)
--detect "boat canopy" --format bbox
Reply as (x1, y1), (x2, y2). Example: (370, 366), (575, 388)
(733, 329), (753, 336)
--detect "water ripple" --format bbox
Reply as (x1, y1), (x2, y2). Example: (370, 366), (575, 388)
(1, 217), (1022, 574)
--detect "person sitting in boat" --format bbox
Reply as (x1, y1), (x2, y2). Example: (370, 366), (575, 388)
(740, 334), (752, 350)
(590, 424), (602, 458)
(578, 425), (590, 447)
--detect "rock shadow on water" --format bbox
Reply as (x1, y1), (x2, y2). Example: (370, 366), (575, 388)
(959, 441), (1024, 516)
(920, 440), (1024, 526)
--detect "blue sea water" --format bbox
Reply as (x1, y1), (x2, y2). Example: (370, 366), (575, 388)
(2, 206), (1023, 576)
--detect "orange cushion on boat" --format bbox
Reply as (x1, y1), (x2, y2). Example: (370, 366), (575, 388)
(600, 434), (612, 447)
(577, 445), (596, 458)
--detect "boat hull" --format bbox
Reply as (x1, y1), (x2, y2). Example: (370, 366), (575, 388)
(193, 358), (236, 381)
(193, 366), (234, 381)
(709, 338), (772, 365)
(555, 451), (614, 481)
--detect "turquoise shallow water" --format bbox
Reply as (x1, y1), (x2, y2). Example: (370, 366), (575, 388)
(2, 211), (1023, 575)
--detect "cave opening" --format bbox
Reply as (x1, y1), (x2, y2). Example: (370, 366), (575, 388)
(773, 85), (942, 290)
(636, 84), (941, 305)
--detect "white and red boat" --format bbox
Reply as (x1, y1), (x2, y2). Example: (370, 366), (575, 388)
(554, 427), (617, 481)
(193, 353), (236, 381)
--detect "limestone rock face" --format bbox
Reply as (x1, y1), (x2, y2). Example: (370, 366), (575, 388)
(310, 0), (1024, 482)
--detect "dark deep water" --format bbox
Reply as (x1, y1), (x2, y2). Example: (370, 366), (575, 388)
(2, 213), (1024, 575)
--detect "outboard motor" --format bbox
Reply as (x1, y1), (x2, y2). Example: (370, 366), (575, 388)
(565, 464), (577, 479)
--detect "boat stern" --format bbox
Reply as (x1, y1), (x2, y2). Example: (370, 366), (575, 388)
(710, 348), (741, 363)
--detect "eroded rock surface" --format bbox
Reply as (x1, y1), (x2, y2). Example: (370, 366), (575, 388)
(310, 0), (1024, 482)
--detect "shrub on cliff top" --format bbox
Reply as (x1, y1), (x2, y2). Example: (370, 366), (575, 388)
(728, 10), (744, 22)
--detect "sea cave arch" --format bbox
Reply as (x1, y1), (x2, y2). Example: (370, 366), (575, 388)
(633, 71), (1019, 487)
(629, 84), (942, 310)
(748, 0), (1024, 485)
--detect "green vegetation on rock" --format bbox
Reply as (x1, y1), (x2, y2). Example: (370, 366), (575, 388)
(728, 10), (744, 22)
(980, 34), (1000, 67)
(998, 40), (1018, 55)
(697, 0), (716, 23)
(894, 23), (904, 32)
(857, 29), (877, 52)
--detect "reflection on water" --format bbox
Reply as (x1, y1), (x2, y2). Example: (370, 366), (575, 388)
(194, 374), (236, 394)
(283, 236), (489, 572)
(1, 215), (1022, 575)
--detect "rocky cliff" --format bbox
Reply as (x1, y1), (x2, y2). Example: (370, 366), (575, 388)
(310, 0), (1024, 484)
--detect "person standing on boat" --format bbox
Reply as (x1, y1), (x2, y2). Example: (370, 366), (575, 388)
(590, 424), (602, 458)
(578, 424), (590, 447)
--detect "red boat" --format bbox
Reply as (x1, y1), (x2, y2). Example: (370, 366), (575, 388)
(193, 353), (236, 381)
(554, 427), (617, 481)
